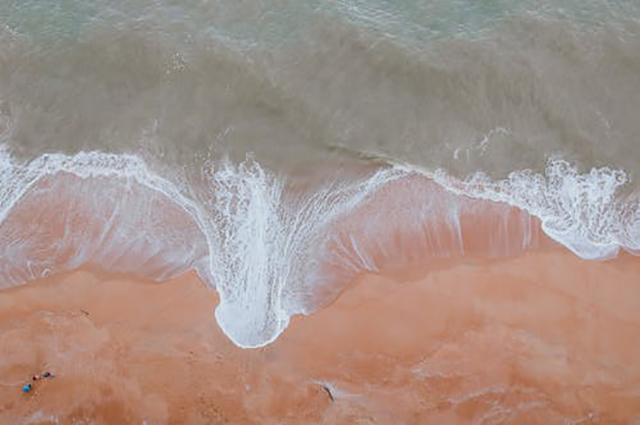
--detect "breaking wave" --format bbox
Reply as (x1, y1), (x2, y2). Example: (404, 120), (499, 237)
(0, 144), (637, 347)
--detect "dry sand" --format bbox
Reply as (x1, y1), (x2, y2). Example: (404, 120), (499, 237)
(1, 248), (640, 424)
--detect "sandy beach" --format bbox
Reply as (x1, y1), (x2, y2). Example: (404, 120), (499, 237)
(1, 247), (639, 424)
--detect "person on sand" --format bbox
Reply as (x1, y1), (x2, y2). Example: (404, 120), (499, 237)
(32, 371), (54, 382)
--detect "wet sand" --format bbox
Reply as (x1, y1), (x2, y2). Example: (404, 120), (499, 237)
(1, 248), (639, 424)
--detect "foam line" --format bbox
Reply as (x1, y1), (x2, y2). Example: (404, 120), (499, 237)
(0, 144), (638, 348)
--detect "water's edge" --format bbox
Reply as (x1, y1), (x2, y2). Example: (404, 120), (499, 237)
(1, 146), (637, 347)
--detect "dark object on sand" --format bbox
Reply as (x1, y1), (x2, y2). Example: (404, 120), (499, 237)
(322, 385), (335, 402)
(32, 371), (54, 382)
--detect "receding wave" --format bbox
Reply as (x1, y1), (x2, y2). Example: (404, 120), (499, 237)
(0, 144), (637, 348)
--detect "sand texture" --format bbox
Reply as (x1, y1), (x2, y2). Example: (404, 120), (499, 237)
(1, 248), (639, 424)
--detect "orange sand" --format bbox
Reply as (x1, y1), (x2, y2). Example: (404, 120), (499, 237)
(1, 249), (640, 424)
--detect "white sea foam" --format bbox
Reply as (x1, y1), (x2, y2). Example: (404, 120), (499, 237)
(402, 158), (640, 260)
(0, 145), (638, 348)
(0, 144), (406, 347)
(199, 158), (405, 347)
(0, 147), (210, 286)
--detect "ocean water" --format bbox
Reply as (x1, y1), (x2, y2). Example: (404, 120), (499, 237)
(1, 0), (639, 347)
